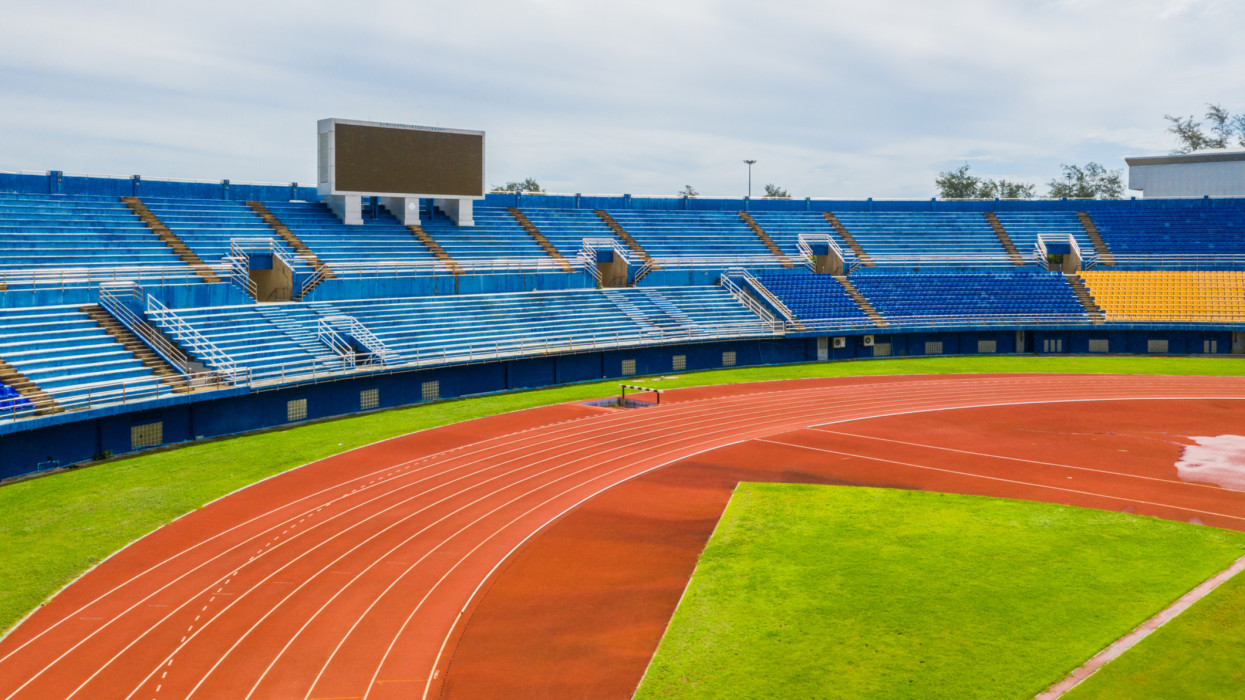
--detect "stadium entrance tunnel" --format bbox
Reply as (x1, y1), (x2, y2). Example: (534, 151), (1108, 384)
(248, 252), (293, 302)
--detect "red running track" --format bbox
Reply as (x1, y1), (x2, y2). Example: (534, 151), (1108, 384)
(3, 374), (1245, 699)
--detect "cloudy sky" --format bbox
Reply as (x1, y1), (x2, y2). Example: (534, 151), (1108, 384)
(2, 0), (1242, 198)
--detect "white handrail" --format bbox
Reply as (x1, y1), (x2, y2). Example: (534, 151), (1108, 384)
(719, 275), (784, 332)
(725, 267), (800, 326)
(98, 281), (193, 375)
(145, 294), (242, 382)
(318, 314), (396, 365)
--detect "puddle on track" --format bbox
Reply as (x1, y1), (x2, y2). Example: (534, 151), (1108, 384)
(1176, 435), (1245, 491)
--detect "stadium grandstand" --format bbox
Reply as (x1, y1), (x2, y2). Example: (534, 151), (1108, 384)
(1, 133), (1245, 479)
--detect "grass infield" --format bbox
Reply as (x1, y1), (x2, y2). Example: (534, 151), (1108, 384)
(1063, 557), (1245, 699)
(1, 354), (1242, 636)
(634, 484), (1245, 699)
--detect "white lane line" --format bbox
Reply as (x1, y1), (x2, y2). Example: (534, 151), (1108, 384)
(811, 428), (1233, 491)
(754, 437), (1245, 522)
(1036, 554), (1245, 699)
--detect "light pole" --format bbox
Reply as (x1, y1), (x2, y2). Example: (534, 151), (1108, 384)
(744, 159), (756, 198)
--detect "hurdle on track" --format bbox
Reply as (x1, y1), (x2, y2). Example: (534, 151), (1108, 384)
(619, 383), (663, 406)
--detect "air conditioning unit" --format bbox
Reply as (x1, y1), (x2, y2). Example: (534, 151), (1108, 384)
(832, 336), (846, 349)
(862, 335), (875, 347)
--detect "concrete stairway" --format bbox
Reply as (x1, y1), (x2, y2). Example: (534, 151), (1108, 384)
(834, 276), (888, 327)
(739, 212), (793, 267)
(985, 213), (1025, 265)
(122, 197), (221, 283)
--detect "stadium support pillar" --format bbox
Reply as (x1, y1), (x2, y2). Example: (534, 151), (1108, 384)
(380, 197), (420, 225)
(434, 198), (475, 226)
(324, 194), (363, 225)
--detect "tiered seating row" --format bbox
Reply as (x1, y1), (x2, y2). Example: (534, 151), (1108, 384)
(753, 272), (870, 326)
(141, 198), (316, 278)
(832, 212), (1011, 268)
(994, 212), (1095, 262)
(1080, 271), (1245, 323)
(603, 210), (785, 270)
(754, 270), (1086, 326)
(0, 192), (196, 289)
(0, 306), (164, 411)
(420, 207), (553, 268)
(262, 201), (448, 274)
(1088, 210), (1245, 268)
(161, 287), (774, 382)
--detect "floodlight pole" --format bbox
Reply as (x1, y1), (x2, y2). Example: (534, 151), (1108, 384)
(744, 159), (757, 198)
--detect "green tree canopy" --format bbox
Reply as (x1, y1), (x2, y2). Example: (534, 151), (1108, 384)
(1164, 103), (1245, 153)
(678, 184), (698, 197)
(763, 184), (790, 199)
(935, 164), (1036, 199)
(1047, 162), (1122, 199)
(490, 178), (542, 193)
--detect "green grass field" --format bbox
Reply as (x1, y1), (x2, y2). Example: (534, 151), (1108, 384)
(0, 355), (1242, 638)
(635, 484), (1245, 699)
(1063, 558), (1245, 700)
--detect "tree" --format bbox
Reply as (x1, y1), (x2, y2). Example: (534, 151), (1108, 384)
(1047, 162), (1122, 199)
(678, 184), (698, 197)
(490, 178), (542, 193)
(978, 179), (1036, 199)
(763, 184), (789, 199)
(935, 164), (1036, 199)
(1164, 103), (1245, 153)
(934, 164), (982, 198)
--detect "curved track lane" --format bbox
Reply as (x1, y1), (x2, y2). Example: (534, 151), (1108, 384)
(3, 374), (1245, 699)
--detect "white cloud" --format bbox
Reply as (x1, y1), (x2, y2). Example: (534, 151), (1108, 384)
(1, 0), (1244, 197)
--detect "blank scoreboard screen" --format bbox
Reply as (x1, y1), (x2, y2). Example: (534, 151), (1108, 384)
(326, 121), (484, 197)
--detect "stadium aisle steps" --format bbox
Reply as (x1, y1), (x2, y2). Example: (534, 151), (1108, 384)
(738, 212), (793, 267)
(752, 271), (876, 328)
(984, 213), (1025, 265)
(1064, 274), (1106, 324)
(162, 287), (773, 381)
(121, 197), (221, 283)
(603, 209), (786, 271)
(834, 276), (888, 327)
(246, 202), (337, 294)
(406, 223), (463, 274)
(1077, 212), (1116, 265)
(0, 355), (57, 414)
(0, 193), (201, 291)
(507, 209), (573, 271)
(821, 212), (875, 266)
(81, 305), (191, 391)
(594, 210), (656, 268)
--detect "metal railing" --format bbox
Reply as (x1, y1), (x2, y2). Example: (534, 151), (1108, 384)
(1103, 254), (1245, 269)
(798, 233), (860, 273)
(0, 369), (232, 424)
(296, 256), (579, 299)
(635, 255), (791, 281)
(98, 281), (194, 375)
(227, 237), (302, 300)
(145, 294), (242, 382)
(719, 275), (785, 332)
(1032, 233), (1098, 270)
(0, 264), (206, 292)
(792, 312), (1094, 332)
(576, 237), (633, 283)
(316, 319), (356, 368)
(725, 267), (800, 326)
(318, 314), (396, 365)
